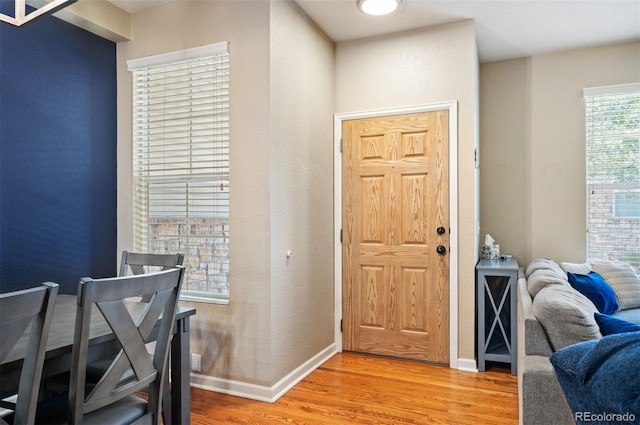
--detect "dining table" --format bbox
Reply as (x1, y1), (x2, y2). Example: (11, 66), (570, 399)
(1, 294), (196, 425)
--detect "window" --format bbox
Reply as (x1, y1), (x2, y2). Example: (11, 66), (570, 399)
(584, 83), (640, 268)
(613, 191), (640, 219)
(128, 42), (230, 303)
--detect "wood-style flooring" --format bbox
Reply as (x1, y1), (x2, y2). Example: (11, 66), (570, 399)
(190, 352), (519, 424)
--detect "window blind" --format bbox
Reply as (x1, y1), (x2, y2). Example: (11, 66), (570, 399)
(584, 83), (640, 268)
(128, 43), (230, 302)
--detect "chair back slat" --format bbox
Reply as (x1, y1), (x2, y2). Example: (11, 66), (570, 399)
(68, 267), (184, 425)
(96, 301), (155, 378)
(119, 251), (184, 277)
(118, 251), (184, 303)
(0, 317), (33, 360)
(0, 282), (58, 425)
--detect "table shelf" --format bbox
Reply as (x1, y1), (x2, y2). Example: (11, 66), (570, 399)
(476, 258), (518, 375)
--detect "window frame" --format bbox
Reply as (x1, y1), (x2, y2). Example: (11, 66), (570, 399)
(584, 83), (640, 268)
(128, 42), (231, 304)
(613, 190), (640, 219)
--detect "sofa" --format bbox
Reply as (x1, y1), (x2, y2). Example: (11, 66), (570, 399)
(517, 258), (640, 425)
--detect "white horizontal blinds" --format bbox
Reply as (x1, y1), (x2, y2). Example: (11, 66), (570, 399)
(133, 56), (229, 218)
(584, 83), (640, 268)
(130, 44), (230, 301)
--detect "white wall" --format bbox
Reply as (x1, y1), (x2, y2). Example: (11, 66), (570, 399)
(117, 0), (273, 386)
(335, 20), (480, 363)
(38, 0), (640, 397)
(116, 0), (335, 395)
(269, 1), (336, 383)
(480, 41), (640, 267)
(479, 58), (529, 262)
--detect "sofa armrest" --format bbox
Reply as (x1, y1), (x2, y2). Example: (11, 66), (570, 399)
(519, 355), (574, 425)
(518, 277), (553, 356)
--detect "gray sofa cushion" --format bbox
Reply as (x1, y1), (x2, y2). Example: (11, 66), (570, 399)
(518, 277), (554, 356)
(526, 258), (567, 280)
(520, 355), (573, 425)
(533, 285), (602, 351)
(612, 308), (640, 324)
(527, 269), (570, 299)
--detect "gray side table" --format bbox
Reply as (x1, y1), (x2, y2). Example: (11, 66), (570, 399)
(476, 258), (518, 375)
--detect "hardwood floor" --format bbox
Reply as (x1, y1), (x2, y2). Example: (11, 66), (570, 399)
(190, 352), (519, 424)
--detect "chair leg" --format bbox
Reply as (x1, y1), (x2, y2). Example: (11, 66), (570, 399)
(162, 364), (172, 425)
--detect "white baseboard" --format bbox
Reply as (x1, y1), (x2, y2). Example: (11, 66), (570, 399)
(191, 348), (476, 401)
(457, 358), (478, 372)
(190, 343), (337, 403)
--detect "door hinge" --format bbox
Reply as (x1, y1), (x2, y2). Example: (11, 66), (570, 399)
(340, 229), (343, 243)
(340, 319), (343, 332)
(340, 139), (343, 153)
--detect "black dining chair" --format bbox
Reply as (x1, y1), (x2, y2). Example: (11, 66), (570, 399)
(0, 282), (59, 425)
(35, 267), (184, 425)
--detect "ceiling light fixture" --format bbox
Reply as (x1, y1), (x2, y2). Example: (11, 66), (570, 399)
(0, 0), (77, 26)
(357, 0), (401, 16)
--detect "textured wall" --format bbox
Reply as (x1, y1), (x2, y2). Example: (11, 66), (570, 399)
(480, 41), (640, 267)
(117, 0), (273, 386)
(117, 0), (335, 390)
(0, 13), (116, 293)
(335, 20), (480, 364)
(269, 0), (336, 383)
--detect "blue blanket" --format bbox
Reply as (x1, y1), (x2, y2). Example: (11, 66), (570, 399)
(550, 331), (640, 425)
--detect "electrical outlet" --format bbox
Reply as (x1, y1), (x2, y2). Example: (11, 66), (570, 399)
(191, 353), (201, 372)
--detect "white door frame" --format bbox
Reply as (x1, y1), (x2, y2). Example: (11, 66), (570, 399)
(334, 102), (459, 369)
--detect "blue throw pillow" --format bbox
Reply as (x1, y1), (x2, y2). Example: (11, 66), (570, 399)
(594, 312), (640, 336)
(567, 271), (619, 314)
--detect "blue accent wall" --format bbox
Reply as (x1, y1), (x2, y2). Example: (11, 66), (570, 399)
(0, 11), (117, 294)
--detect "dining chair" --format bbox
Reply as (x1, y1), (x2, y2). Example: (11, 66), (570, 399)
(43, 251), (186, 408)
(120, 251), (186, 420)
(119, 251), (184, 302)
(0, 282), (59, 425)
(119, 251), (184, 276)
(35, 267), (184, 425)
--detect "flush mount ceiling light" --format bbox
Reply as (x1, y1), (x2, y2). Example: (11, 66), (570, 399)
(0, 0), (77, 26)
(357, 0), (401, 16)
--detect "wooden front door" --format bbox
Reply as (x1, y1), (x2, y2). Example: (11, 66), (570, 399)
(342, 110), (449, 364)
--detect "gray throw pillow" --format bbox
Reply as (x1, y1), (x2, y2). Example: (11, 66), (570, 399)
(532, 285), (602, 351)
(591, 261), (640, 310)
(560, 261), (592, 275)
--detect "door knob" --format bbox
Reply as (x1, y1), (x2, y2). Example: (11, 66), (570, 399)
(436, 245), (447, 255)
(436, 227), (446, 235)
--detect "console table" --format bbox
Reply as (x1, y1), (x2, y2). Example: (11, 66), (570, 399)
(476, 258), (518, 375)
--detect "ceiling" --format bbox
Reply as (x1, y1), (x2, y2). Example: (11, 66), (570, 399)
(109, 0), (640, 63)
